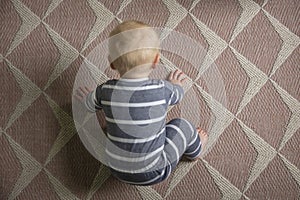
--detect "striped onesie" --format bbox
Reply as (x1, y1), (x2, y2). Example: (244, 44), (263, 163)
(85, 77), (202, 185)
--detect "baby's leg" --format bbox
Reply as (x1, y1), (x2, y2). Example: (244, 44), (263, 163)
(184, 127), (208, 160)
(163, 118), (207, 166)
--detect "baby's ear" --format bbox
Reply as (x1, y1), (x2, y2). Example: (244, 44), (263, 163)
(108, 56), (112, 63)
(110, 63), (116, 70)
(108, 56), (116, 70)
(154, 53), (160, 64)
(152, 53), (160, 69)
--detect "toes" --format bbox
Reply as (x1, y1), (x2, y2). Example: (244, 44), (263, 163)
(197, 128), (207, 135)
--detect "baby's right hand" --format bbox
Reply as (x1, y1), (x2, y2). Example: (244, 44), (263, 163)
(75, 86), (93, 102)
(168, 70), (187, 86)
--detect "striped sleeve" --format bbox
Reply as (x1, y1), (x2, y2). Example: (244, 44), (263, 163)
(163, 80), (184, 106)
(84, 85), (103, 112)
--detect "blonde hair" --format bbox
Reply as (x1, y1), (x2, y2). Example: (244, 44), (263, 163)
(108, 20), (160, 73)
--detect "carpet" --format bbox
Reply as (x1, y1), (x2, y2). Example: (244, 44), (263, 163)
(1, 0), (300, 199)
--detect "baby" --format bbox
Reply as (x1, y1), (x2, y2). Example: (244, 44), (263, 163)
(76, 20), (207, 186)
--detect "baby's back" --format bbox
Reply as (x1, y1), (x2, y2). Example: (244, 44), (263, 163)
(99, 78), (169, 173)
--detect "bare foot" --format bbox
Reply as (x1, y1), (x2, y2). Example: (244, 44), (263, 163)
(193, 128), (208, 160)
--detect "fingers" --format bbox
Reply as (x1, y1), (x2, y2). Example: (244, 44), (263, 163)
(169, 69), (181, 80)
(75, 86), (93, 102)
(75, 88), (85, 101)
(74, 94), (84, 101)
(169, 69), (187, 83)
(168, 70), (175, 80)
(83, 86), (92, 94)
(197, 127), (208, 135)
(181, 77), (188, 83)
(173, 70), (181, 79)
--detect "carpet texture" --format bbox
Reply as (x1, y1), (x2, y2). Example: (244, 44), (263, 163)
(1, 0), (300, 199)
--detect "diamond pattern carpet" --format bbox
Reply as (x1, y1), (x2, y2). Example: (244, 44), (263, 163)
(1, 0), (300, 199)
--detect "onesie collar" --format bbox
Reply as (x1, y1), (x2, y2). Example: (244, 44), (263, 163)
(119, 77), (149, 82)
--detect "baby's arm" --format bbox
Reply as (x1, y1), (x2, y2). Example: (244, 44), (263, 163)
(75, 86), (102, 112)
(165, 70), (187, 105)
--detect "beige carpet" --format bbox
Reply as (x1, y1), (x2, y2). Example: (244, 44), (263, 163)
(1, 0), (300, 199)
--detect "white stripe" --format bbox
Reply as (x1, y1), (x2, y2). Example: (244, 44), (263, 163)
(185, 142), (201, 155)
(181, 118), (195, 137)
(85, 95), (96, 112)
(188, 133), (199, 147)
(102, 84), (164, 91)
(166, 138), (180, 162)
(192, 148), (202, 158)
(107, 128), (165, 143)
(162, 151), (173, 178)
(92, 90), (97, 102)
(162, 150), (167, 166)
(165, 163), (172, 178)
(101, 99), (166, 107)
(166, 124), (187, 150)
(108, 156), (161, 173)
(119, 77), (149, 82)
(186, 147), (202, 160)
(112, 152), (169, 184)
(168, 98), (172, 105)
(120, 151), (169, 185)
(105, 114), (166, 125)
(168, 91), (174, 105)
(117, 168), (165, 185)
(106, 145), (164, 162)
(92, 90), (101, 107)
(174, 88), (179, 103)
(179, 91), (183, 102)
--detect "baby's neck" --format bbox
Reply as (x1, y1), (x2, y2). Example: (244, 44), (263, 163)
(119, 68), (152, 79)
(120, 73), (149, 79)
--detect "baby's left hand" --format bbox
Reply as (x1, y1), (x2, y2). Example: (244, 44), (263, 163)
(75, 86), (93, 102)
(168, 70), (187, 86)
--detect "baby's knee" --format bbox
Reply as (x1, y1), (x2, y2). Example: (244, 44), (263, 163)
(168, 118), (194, 130)
(167, 118), (182, 126)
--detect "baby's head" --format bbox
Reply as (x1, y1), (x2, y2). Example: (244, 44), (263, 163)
(108, 20), (160, 77)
